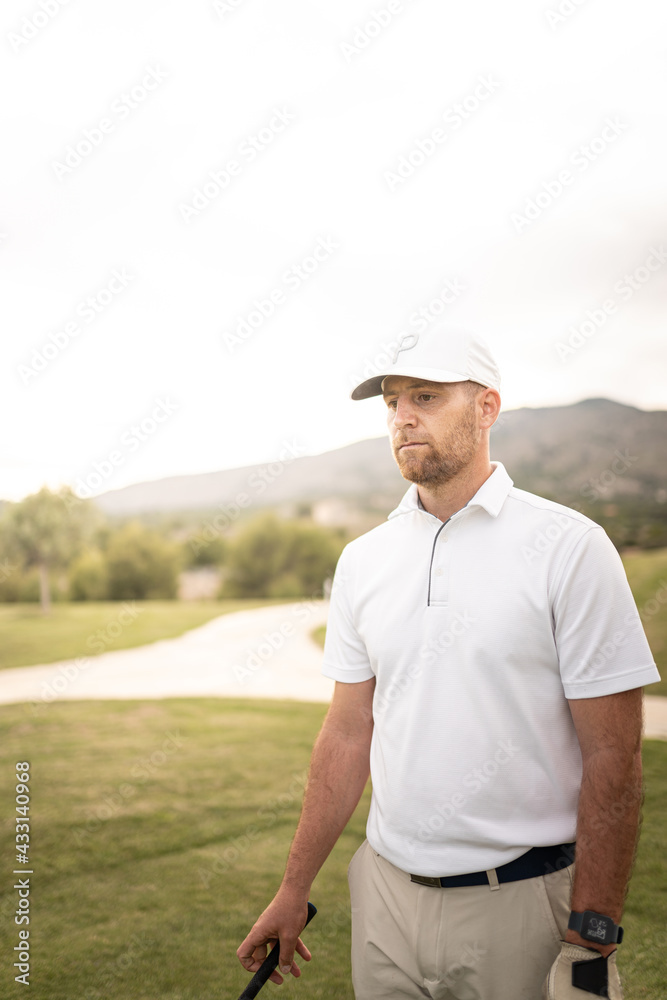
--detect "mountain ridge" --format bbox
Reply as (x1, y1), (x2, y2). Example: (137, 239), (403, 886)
(77, 397), (666, 517)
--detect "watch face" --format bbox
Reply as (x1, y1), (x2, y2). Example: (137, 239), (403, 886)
(583, 912), (613, 943)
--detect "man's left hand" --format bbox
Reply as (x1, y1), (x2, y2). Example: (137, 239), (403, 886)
(542, 942), (623, 998)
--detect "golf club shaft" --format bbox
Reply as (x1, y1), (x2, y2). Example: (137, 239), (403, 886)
(237, 901), (317, 1000)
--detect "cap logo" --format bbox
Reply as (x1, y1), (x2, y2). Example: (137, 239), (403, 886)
(391, 333), (419, 364)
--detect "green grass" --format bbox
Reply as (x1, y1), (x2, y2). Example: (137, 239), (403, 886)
(311, 624), (326, 649)
(0, 599), (292, 672)
(0, 698), (365, 999)
(622, 549), (667, 696)
(0, 699), (664, 999)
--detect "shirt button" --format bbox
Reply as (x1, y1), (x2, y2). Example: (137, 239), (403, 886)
(435, 567), (443, 577)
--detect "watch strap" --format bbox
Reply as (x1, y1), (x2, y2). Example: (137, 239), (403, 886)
(568, 910), (624, 945)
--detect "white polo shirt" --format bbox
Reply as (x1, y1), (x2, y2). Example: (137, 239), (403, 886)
(321, 461), (659, 877)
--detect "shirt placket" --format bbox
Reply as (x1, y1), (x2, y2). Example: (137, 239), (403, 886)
(427, 516), (452, 607)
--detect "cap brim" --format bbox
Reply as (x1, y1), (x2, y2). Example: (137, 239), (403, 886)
(351, 366), (471, 401)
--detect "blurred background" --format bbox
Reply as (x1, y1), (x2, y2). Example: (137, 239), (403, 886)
(1, 1), (666, 998)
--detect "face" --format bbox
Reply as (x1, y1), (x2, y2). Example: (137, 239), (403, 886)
(383, 376), (482, 486)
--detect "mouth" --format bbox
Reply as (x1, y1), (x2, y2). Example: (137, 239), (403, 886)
(398, 442), (427, 450)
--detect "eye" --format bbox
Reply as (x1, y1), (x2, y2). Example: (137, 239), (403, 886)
(386, 399), (398, 409)
(418, 393), (435, 402)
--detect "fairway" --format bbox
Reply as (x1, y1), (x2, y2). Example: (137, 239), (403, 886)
(622, 548), (667, 697)
(1, 699), (665, 999)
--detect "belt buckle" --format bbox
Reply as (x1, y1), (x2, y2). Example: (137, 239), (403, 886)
(410, 874), (442, 887)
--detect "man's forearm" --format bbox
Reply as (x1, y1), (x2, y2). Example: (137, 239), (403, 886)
(280, 725), (371, 897)
(567, 747), (643, 951)
(237, 681), (374, 984)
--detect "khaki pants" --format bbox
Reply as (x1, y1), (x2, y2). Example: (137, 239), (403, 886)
(348, 839), (573, 1000)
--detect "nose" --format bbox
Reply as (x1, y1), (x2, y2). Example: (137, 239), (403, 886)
(390, 395), (417, 429)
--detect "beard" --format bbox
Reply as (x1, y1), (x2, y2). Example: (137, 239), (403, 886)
(391, 401), (480, 487)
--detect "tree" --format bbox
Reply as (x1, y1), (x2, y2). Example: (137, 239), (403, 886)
(105, 521), (182, 599)
(1, 487), (101, 613)
(221, 514), (344, 598)
(68, 548), (110, 601)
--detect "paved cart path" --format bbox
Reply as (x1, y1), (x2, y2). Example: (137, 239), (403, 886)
(0, 601), (333, 707)
(0, 602), (664, 738)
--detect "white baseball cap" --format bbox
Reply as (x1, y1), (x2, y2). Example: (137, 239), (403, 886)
(350, 326), (501, 400)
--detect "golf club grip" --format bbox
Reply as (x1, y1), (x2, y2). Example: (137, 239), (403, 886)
(237, 902), (317, 1000)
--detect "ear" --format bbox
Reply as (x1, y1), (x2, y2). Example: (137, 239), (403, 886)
(479, 388), (501, 429)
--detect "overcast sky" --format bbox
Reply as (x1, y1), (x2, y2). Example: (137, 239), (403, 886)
(2, 0), (666, 502)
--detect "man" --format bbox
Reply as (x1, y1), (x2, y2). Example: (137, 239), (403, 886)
(238, 328), (659, 999)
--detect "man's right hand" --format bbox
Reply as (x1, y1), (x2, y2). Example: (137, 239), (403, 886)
(237, 680), (375, 986)
(237, 889), (313, 986)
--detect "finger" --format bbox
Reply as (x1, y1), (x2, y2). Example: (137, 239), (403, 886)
(294, 937), (312, 962)
(272, 960), (301, 982)
(264, 949), (303, 981)
(236, 937), (258, 965)
(278, 933), (300, 977)
(278, 919), (314, 974)
(237, 937), (271, 971)
(277, 908), (315, 976)
(279, 953), (295, 976)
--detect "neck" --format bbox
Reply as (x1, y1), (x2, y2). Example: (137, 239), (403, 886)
(417, 456), (494, 522)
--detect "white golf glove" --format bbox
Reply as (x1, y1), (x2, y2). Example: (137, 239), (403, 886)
(542, 942), (623, 998)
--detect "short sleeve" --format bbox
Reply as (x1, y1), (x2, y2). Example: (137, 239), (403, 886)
(322, 544), (374, 683)
(552, 526), (660, 698)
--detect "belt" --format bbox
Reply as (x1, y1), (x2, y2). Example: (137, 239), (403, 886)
(410, 842), (576, 888)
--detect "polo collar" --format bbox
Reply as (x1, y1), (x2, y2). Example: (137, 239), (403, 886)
(388, 461), (514, 521)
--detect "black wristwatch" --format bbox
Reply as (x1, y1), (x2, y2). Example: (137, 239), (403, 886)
(568, 910), (624, 945)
